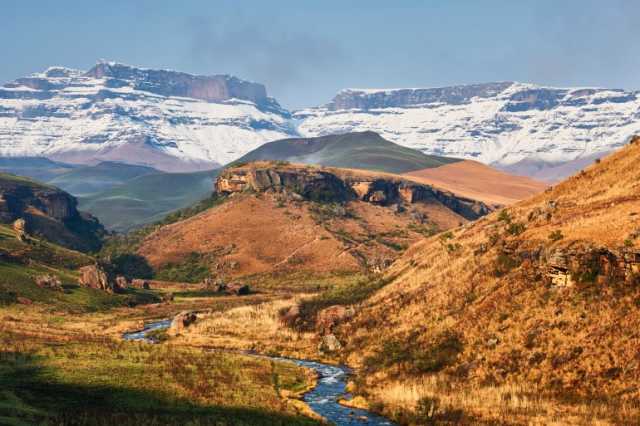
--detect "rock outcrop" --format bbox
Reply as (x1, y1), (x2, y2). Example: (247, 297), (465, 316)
(131, 279), (150, 289)
(0, 174), (104, 251)
(215, 163), (491, 220)
(168, 311), (197, 335)
(34, 274), (63, 292)
(78, 264), (125, 293)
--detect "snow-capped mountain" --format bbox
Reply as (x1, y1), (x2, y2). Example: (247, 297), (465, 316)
(294, 82), (640, 180)
(2, 62), (640, 180)
(0, 61), (295, 171)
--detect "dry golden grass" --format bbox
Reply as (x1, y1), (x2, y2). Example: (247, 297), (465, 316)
(334, 141), (640, 424)
(175, 297), (320, 360)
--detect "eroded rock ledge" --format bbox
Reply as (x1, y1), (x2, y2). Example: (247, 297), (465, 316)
(215, 162), (492, 220)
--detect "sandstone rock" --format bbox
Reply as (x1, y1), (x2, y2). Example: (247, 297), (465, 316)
(131, 279), (150, 289)
(34, 274), (63, 291)
(162, 292), (174, 303)
(227, 282), (250, 295)
(78, 264), (113, 292)
(115, 275), (129, 292)
(13, 218), (28, 241)
(169, 310), (197, 335)
(17, 296), (32, 305)
(316, 305), (356, 335)
(318, 334), (342, 353)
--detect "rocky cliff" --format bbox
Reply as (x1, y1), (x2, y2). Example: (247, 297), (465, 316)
(0, 174), (104, 251)
(215, 162), (491, 220)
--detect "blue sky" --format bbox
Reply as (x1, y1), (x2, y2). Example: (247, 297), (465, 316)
(2, 0), (640, 108)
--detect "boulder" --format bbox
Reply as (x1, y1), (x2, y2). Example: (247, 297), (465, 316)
(34, 274), (63, 292)
(316, 305), (356, 335)
(78, 264), (113, 292)
(203, 277), (227, 292)
(318, 334), (342, 353)
(115, 275), (129, 292)
(168, 310), (197, 335)
(161, 292), (174, 303)
(13, 218), (28, 242)
(227, 282), (250, 295)
(131, 279), (150, 289)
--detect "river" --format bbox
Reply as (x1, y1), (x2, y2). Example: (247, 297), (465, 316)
(123, 319), (395, 425)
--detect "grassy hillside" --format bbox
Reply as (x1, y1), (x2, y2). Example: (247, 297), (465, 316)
(48, 161), (159, 196)
(79, 169), (218, 232)
(324, 138), (640, 424)
(233, 131), (460, 174)
(0, 157), (76, 182)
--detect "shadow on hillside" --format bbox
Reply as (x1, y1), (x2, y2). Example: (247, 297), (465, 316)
(0, 351), (318, 426)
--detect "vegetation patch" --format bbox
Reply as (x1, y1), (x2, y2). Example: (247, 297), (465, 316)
(363, 330), (464, 375)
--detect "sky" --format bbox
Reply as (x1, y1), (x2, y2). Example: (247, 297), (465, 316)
(2, 0), (640, 109)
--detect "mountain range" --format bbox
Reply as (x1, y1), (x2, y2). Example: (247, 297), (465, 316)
(2, 62), (640, 180)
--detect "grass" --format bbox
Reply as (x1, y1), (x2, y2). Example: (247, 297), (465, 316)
(0, 329), (320, 426)
(232, 131), (460, 174)
(79, 169), (219, 232)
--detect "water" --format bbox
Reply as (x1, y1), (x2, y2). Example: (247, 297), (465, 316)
(122, 319), (395, 425)
(122, 319), (171, 342)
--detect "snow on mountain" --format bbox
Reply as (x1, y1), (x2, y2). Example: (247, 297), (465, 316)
(294, 82), (640, 178)
(0, 61), (295, 171)
(2, 62), (640, 180)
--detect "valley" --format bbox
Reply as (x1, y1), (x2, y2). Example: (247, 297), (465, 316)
(1, 53), (639, 426)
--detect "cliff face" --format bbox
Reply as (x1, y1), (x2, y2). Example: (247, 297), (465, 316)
(84, 62), (273, 108)
(0, 175), (104, 251)
(215, 163), (491, 220)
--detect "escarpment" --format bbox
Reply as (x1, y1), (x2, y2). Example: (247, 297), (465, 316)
(215, 162), (492, 220)
(0, 174), (104, 251)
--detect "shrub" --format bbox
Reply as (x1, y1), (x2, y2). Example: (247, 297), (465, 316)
(548, 230), (564, 242)
(494, 253), (519, 277)
(506, 222), (526, 236)
(497, 209), (512, 223)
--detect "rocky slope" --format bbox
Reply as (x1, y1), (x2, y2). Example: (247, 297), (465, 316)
(295, 82), (640, 180)
(0, 61), (294, 171)
(328, 137), (640, 423)
(137, 162), (491, 279)
(0, 173), (104, 251)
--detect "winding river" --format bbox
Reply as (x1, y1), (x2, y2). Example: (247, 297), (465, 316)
(123, 320), (395, 426)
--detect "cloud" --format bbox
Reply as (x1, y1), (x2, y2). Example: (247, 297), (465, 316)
(185, 15), (348, 104)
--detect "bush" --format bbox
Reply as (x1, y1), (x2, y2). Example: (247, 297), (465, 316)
(548, 230), (564, 242)
(506, 222), (526, 236)
(498, 209), (512, 223)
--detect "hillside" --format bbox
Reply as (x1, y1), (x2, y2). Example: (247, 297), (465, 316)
(232, 131), (460, 174)
(48, 161), (159, 196)
(136, 162), (491, 281)
(405, 159), (548, 206)
(79, 168), (218, 232)
(0, 173), (104, 251)
(330, 138), (640, 424)
(0, 157), (76, 182)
